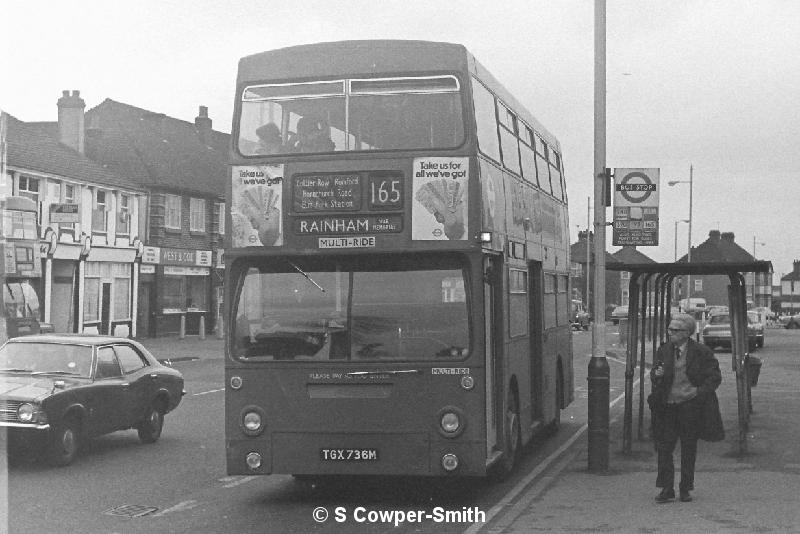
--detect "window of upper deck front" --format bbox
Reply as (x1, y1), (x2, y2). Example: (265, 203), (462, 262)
(238, 75), (464, 156)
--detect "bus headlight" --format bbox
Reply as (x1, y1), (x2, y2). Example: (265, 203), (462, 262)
(441, 412), (460, 433)
(436, 406), (466, 438)
(442, 453), (459, 471)
(240, 406), (266, 436)
(17, 403), (35, 423)
(246, 452), (262, 470)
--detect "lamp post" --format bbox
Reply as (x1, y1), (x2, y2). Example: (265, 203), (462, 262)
(668, 164), (693, 296)
(752, 237), (765, 306)
(674, 219), (690, 261)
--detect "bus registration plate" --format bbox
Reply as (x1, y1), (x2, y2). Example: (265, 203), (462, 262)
(320, 448), (379, 461)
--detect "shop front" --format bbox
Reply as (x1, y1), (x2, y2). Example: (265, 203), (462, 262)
(139, 246), (212, 337)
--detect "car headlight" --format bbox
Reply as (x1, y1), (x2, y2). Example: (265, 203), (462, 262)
(17, 403), (35, 423)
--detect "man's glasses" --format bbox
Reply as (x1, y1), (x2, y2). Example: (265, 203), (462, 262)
(668, 327), (686, 333)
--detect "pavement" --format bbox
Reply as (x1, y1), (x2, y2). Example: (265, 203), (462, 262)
(495, 342), (800, 534)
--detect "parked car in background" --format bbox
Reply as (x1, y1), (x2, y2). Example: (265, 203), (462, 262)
(783, 314), (800, 329)
(702, 312), (758, 351)
(747, 310), (766, 348)
(571, 299), (591, 330)
(611, 305), (628, 325)
(0, 335), (185, 466)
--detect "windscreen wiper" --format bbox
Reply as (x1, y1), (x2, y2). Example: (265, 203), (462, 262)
(287, 260), (326, 293)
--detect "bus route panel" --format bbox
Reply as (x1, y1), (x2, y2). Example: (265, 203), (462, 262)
(290, 172), (405, 249)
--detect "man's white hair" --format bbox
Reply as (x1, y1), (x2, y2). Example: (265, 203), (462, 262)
(672, 313), (696, 335)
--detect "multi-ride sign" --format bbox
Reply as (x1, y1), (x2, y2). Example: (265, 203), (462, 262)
(612, 168), (659, 246)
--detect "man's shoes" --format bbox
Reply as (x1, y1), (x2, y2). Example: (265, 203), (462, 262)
(655, 488), (675, 503)
(679, 490), (692, 502)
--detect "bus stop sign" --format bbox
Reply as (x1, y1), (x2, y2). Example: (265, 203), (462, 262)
(612, 168), (659, 246)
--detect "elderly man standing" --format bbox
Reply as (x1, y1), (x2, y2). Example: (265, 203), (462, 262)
(650, 312), (723, 503)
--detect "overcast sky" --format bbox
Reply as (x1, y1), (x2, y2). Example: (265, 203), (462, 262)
(2, 0), (798, 277)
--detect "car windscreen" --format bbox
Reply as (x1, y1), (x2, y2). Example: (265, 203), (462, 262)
(232, 256), (469, 362)
(0, 342), (93, 377)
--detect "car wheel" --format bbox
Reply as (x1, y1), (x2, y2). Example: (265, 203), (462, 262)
(137, 402), (165, 444)
(47, 417), (80, 467)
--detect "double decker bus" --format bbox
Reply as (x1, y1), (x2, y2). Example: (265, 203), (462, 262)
(225, 40), (574, 479)
(0, 196), (46, 343)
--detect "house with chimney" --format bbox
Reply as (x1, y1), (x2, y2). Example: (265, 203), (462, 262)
(82, 98), (229, 337)
(676, 230), (773, 309)
(2, 92), (148, 336)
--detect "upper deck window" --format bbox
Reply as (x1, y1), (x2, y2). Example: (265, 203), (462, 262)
(238, 75), (464, 156)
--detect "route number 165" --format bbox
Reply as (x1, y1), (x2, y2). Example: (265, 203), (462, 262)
(369, 177), (403, 208)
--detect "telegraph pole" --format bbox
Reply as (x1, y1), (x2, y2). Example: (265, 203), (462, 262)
(588, 0), (610, 472)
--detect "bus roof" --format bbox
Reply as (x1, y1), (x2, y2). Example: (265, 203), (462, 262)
(237, 40), (560, 151)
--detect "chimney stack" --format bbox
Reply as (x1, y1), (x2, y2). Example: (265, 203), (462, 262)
(721, 232), (735, 242)
(57, 90), (86, 154)
(794, 260), (800, 275)
(709, 230), (721, 240)
(195, 105), (212, 144)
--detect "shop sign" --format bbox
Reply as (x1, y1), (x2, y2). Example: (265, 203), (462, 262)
(163, 266), (210, 276)
(142, 246), (160, 264)
(160, 247), (213, 267)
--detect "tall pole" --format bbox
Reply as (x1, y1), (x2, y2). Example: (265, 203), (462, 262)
(588, 0), (609, 472)
(687, 164), (693, 297)
(674, 220), (679, 261)
(586, 196), (591, 309)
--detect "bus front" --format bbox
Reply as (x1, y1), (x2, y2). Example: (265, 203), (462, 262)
(225, 51), (491, 478)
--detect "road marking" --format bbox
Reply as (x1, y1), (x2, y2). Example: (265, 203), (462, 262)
(151, 500), (200, 517)
(219, 475), (259, 488)
(463, 378), (639, 534)
(192, 388), (225, 396)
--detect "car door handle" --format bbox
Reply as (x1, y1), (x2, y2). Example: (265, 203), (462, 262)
(150, 373), (158, 379)
(121, 382), (130, 388)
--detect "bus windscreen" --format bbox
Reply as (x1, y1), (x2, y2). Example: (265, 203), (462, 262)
(232, 259), (469, 362)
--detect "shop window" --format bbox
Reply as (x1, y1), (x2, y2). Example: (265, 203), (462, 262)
(84, 278), (100, 322)
(162, 275), (185, 312)
(187, 276), (208, 310)
(114, 276), (130, 319)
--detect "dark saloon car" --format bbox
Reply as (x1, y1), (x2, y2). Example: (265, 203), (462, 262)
(0, 335), (184, 466)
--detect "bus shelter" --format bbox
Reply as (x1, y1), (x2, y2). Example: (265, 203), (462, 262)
(606, 261), (772, 455)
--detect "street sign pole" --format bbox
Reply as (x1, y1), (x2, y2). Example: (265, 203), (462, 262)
(588, 0), (609, 473)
